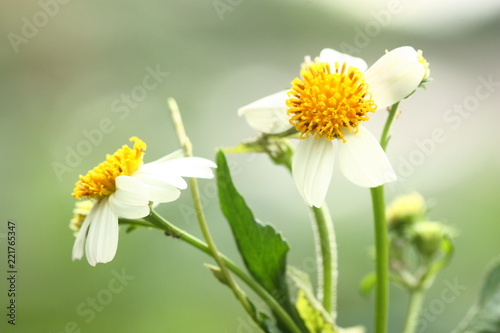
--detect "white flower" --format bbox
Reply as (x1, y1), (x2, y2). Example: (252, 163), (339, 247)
(71, 137), (216, 266)
(238, 47), (426, 207)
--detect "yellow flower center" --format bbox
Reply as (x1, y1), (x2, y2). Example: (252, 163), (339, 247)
(72, 137), (147, 200)
(287, 62), (377, 142)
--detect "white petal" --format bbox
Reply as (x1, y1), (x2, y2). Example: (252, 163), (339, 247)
(132, 172), (181, 203)
(137, 164), (187, 189)
(364, 46), (425, 109)
(319, 48), (368, 72)
(72, 202), (98, 262)
(238, 90), (292, 134)
(292, 137), (335, 207)
(338, 126), (396, 187)
(108, 176), (150, 219)
(144, 149), (184, 166)
(157, 157), (216, 179)
(84, 197), (119, 266)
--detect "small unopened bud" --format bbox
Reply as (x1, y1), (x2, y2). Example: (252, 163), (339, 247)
(411, 221), (447, 257)
(386, 192), (426, 232)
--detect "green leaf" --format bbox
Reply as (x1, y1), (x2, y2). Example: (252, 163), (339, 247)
(216, 150), (290, 298)
(296, 289), (336, 333)
(453, 257), (500, 333)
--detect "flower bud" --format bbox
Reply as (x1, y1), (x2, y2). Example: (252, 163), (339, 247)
(411, 221), (447, 258)
(386, 192), (426, 232)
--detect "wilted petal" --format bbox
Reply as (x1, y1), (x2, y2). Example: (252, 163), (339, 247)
(364, 46), (425, 109)
(84, 197), (119, 266)
(292, 137), (335, 207)
(319, 48), (368, 72)
(238, 90), (292, 134)
(338, 126), (396, 187)
(108, 176), (150, 219)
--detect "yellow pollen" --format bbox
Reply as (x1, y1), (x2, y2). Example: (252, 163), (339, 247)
(72, 137), (147, 200)
(286, 62), (377, 142)
(416, 49), (430, 80)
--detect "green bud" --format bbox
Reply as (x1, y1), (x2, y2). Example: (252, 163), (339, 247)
(386, 192), (427, 232)
(411, 221), (448, 258)
(265, 137), (294, 170)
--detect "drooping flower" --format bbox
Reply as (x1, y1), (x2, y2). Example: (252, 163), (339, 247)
(239, 47), (427, 207)
(71, 137), (216, 266)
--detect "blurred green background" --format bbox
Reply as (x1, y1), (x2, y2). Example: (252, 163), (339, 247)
(1, 0), (499, 332)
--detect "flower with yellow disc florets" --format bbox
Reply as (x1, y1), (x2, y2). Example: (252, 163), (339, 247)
(71, 137), (216, 266)
(239, 47), (427, 207)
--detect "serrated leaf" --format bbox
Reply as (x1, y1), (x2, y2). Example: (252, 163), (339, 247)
(216, 150), (290, 299)
(453, 257), (500, 333)
(296, 289), (336, 333)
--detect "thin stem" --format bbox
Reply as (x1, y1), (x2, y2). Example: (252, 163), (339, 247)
(402, 288), (425, 333)
(371, 102), (400, 333)
(311, 205), (337, 319)
(167, 98), (256, 320)
(371, 186), (389, 333)
(380, 102), (400, 150)
(144, 211), (303, 333)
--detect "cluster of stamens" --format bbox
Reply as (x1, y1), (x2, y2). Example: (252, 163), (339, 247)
(287, 61), (377, 142)
(72, 137), (146, 200)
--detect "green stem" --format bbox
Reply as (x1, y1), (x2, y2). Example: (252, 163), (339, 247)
(272, 141), (337, 320)
(311, 205), (337, 319)
(279, 146), (337, 319)
(167, 98), (257, 322)
(371, 186), (389, 333)
(380, 102), (400, 150)
(371, 102), (400, 333)
(143, 211), (303, 333)
(402, 288), (425, 333)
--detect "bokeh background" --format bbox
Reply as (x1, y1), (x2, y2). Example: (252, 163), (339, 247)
(1, 0), (499, 332)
